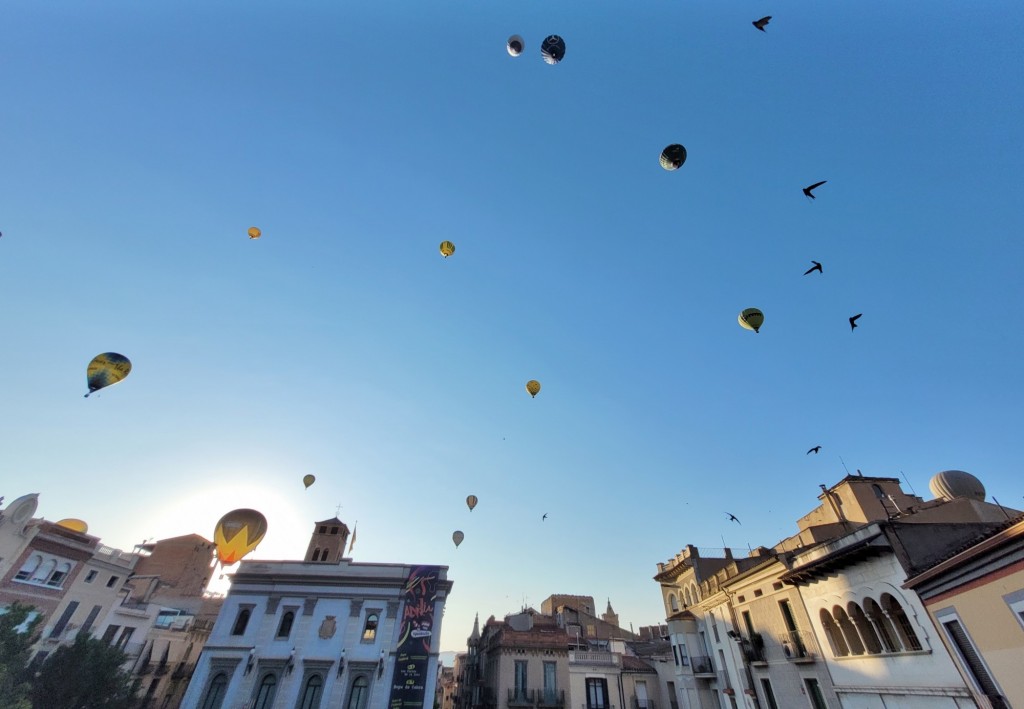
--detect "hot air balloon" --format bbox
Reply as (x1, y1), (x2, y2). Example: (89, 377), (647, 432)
(85, 353), (132, 397)
(248, 227), (261, 239)
(214, 509), (268, 564)
(440, 240), (455, 258)
(541, 35), (566, 64)
(303, 474), (316, 489)
(526, 380), (541, 398)
(452, 530), (464, 548)
(738, 308), (765, 333)
(466, 495), (478, 511)
(507, 35), (524, 56)
(660, 144), (687, 171)
(56, 518), (89, 534)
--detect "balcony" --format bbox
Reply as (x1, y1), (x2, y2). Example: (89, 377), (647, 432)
(740, 634), (767, 665)
(539, 690), (565, 708)
(781, 629), (817, 663)
(630, 698), (656, 709)
(569, 651), (620, 667)
(508, 689), (535, 707)
(689, 656), (714, 677)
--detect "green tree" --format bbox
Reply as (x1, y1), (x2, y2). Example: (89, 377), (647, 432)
(30, 634), (136, 709)
(0, 602), (41, 709)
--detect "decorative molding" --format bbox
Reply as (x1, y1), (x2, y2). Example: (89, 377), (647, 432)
(303, 597), (318, 616)
(349, 600), (364, 617)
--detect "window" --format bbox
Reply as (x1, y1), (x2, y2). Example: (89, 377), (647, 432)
(1005, 590), (1024, 631)
(49, 601), (79, 638)
(116, 626), (135, 650)
(741, 611), (755, 637)
(710, 611), (719, 643)
(253, 673), (278, 709)
(346, 676), (370, 709)
(107, 575), (120, 588)
(635, 681), (649, 709)
(319, 526), (327, 534)
(514, 660), (527, 700)
(102, 625), (120, 643)
(13, 555), (41, 580)
(277, 611), (295, 639)
(804, 679), (827, 709)
(759, 679), (778, 709)
(862, 597), (900, 652)
(678, 640), (689, 666)
(79, 605), (99, 635)
(85, 570), (98, 583)
(543, 661), (557, 704)
(668, 594), (678, 612)
(684, 588), (692, 606)
(297, 674), (324, 709)
(819, 609), (848, 657)
(848, 602), (882, 654)
(330, 527), (339, 535)
(833, 605), (864, 655)
(672, 645), (680, 666)
(46, 562), (72, 588)
(940, 615), (1006, 705)
(31, 559), (56, 583)
(586, 678), (608, 709)
(232, 607), (252, 636)
(880, 593), (922, 651)
(362, 613), (379, 641)
(201, 673), (228, 709)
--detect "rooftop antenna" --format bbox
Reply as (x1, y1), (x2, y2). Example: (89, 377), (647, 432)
(838, 456), (851, 476)
(992, 497), (1012, 521)
(900, 470), (917, 496)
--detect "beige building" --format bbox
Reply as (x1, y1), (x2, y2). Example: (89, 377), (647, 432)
(905, 517), (1024, 709)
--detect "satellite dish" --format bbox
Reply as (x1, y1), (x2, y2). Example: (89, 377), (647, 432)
(1, 493), (39, 528)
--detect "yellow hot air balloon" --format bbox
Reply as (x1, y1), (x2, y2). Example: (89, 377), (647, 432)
(526, 380), (541, 398)
(214, 509), (268, 564)
(248, 227), (261, 239)
(303, 474), (316, 489)
(439, 240), (455, 258)
(85, 353), (132, 397)
(56, 518), (89, 534)
(452, 530), (464, 548)
(466, 495), (478, 511)
(738, 308), (765, 333)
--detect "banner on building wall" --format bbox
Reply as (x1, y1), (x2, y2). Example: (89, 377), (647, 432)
(387, 565), (442, 709)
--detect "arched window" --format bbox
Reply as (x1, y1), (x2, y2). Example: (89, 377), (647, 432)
(668, 594), (678, 613)
(347, 676), (370, 709)
(200, 672), (228, 709)
(31, 559), (57, 583)
(819, 608), (849, 657)
(847, 602), (882, 654)
(47, 562), (73, 588)
(863, 598), (900, 652)
(691, 583), (700, 602)
(277, 611), (295, 639)
(833, 606), (864, 655)
(254, 673), (278, 709)
(14, 555), (42, 581)
(312, 547), (321, 560)
(684, 588), (692, 607)
(298, 674), (324, 709)
(362, 614), (378, 641)
(232, 608), (251, 636)
(881, 594), (922, 651)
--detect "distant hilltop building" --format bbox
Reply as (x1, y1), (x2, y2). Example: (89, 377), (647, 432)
(181, 516), (453, 709)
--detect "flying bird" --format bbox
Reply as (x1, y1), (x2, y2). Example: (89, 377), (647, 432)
(804, 261), (822, 275)
(726, 513), (741, 525)
(807, 446), (822, 455)
(753, 16), (771, 32)
(803, 181), (827, 199)
(542, 513), (548, 521)
(849, 313), (862, 331)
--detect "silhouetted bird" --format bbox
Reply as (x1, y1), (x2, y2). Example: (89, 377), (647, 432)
(753, 16), (771, 32)
(849, 313), (862, 331)
(542, 513), (548, 521)
(804, 261), (822, 275)
(726, 513), (741, 524)
(807, 446), (822, 455)
(803, 181), (827, 199)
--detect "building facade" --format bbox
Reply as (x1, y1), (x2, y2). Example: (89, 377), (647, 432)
(182, 517), (453, 709)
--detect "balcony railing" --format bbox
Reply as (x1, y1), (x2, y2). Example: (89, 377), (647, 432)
(689, 656), (714, 676)
(569, 651), (620, 666)
(781, 629), (817, 662)
(539, 690), (565, 708)
(508, 689), (535, 707)
(630, 698), (656, 709)
(740, 635), (766, 664)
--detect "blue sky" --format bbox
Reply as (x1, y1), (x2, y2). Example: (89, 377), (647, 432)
(2, 1), (1022, 652)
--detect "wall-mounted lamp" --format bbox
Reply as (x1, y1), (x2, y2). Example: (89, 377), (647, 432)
(244, 648), (255, 676)
(286, 648), (296, 676)
(337, 648), (346, 676)
(377, 649), (386, 678)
